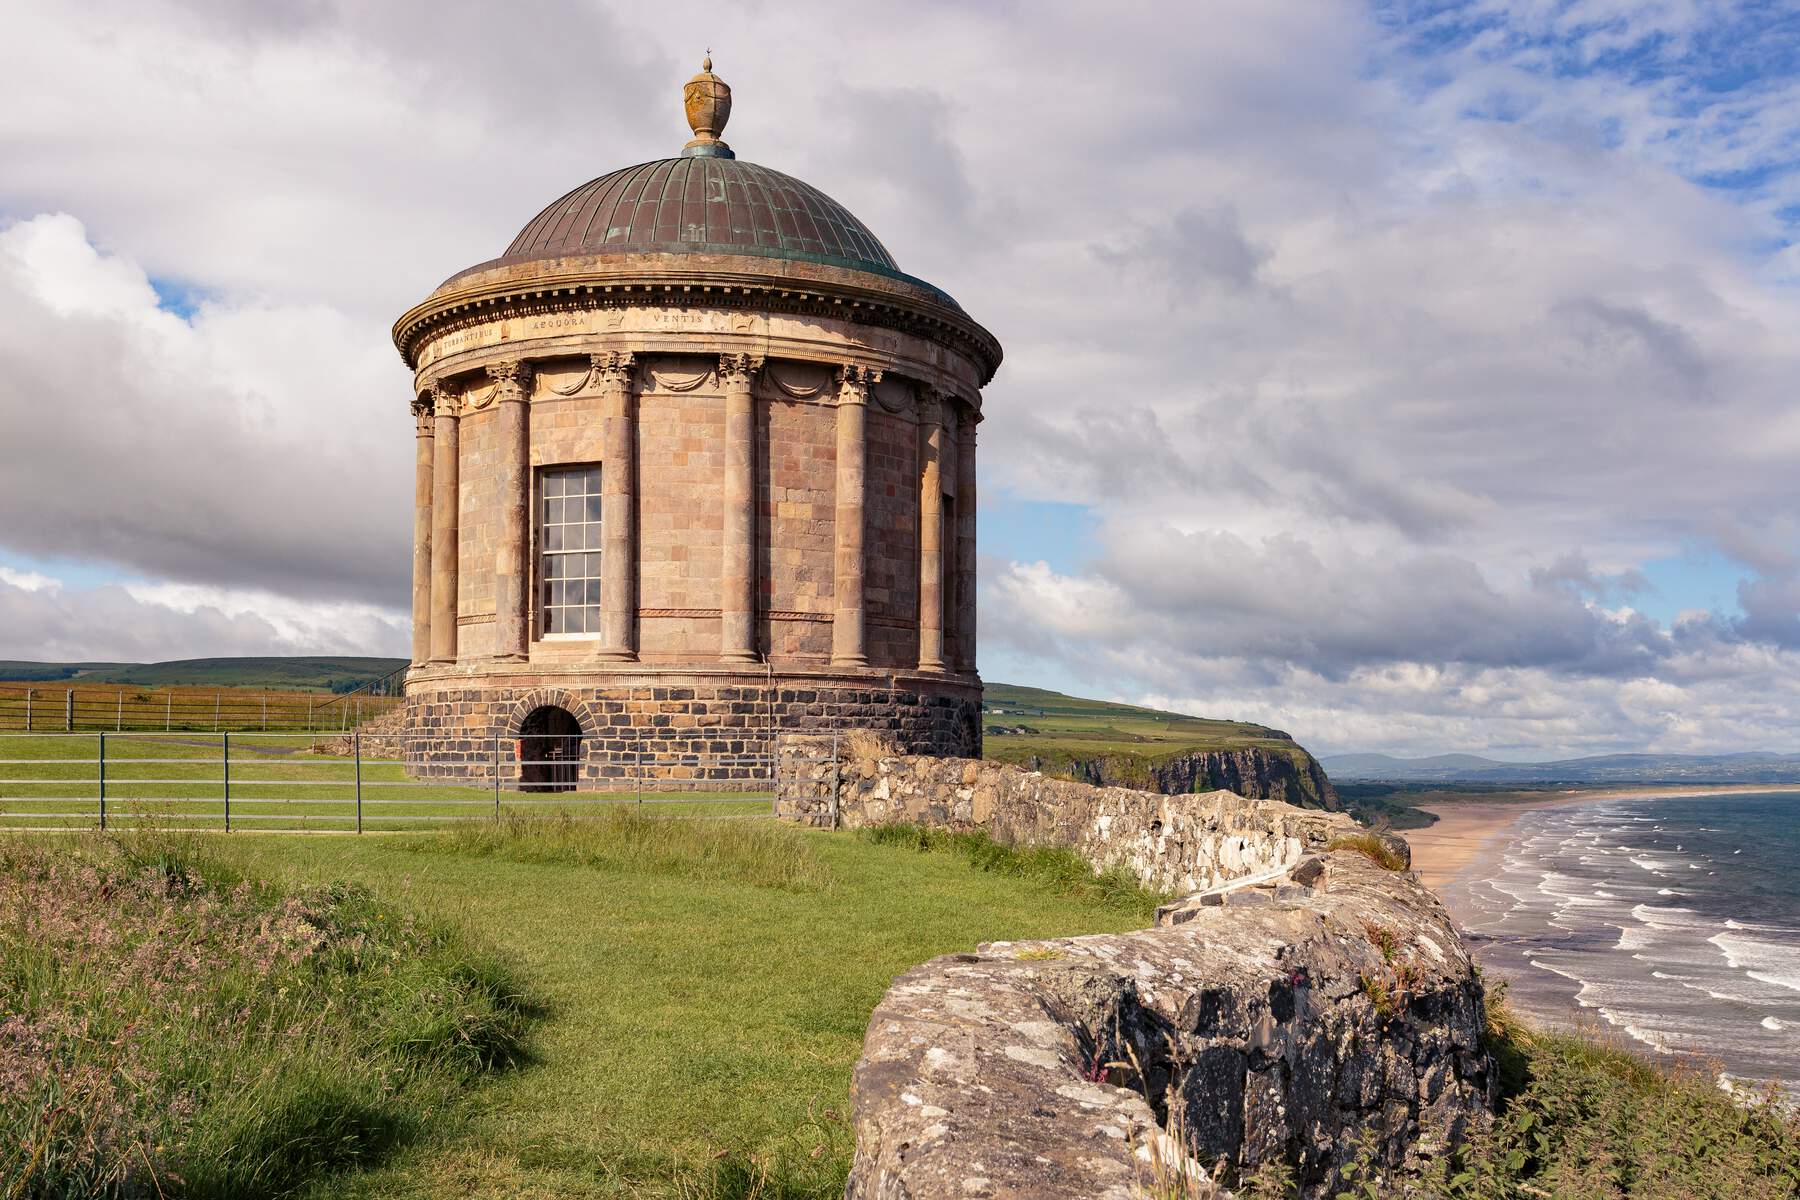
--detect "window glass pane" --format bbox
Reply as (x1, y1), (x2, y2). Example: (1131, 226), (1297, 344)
(538, 465), (606, 635)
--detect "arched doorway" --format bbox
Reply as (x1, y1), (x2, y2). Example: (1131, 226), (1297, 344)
(519, 705), (582, 792)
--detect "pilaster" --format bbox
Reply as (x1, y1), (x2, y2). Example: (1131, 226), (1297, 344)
(719, 353), (764, 663)
(832, 365), (878, 668)
(428, 382), (461, 663)
(489, 360), (532, 661)
(594, 352), (639, 661)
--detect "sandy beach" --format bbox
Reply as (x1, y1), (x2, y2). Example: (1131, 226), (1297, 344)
(1403, 783), (1800, 892)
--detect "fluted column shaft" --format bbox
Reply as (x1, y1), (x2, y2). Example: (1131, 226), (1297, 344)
(595, 353), (639, 660)
(410, 400), (434, 664)
(917, 390), (947, 673)
(490, 361), (531, 660)
(428, 385), (461, 663)
(720, 354), (762, 663)
(955, 413), (979, 673)
(832, 365), (878, 667)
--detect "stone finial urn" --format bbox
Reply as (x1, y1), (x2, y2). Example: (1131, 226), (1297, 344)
(682, 55), (733, 158)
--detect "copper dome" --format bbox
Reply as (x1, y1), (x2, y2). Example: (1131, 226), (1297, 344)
(498, 156), (906, 282)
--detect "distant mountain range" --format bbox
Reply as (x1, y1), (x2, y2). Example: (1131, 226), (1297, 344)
(1324, 750), (1800, 785)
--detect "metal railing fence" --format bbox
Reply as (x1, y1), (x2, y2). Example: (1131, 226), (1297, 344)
(0, 732), (803, 832)
(0, 683), (403, 734)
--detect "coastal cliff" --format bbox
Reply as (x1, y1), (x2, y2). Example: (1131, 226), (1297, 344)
(1000, 744), (1339, 810)
(982, 683), (1340, 810)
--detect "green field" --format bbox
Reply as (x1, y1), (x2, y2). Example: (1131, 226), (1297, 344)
(212, 823), (1149, 1196)
(0, 733), (766, 831)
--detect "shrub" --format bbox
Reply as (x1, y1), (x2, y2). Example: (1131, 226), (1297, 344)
(422, 807), (836, 893)
(0, 831), (531, 1197)
(1327, 832), (1408, 871)
(1336, 983), (1800, 1198)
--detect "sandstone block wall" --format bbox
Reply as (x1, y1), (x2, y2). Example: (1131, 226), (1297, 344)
(773, 737), (1385, 896)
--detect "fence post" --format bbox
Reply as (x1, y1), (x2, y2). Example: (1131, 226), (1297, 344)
(213, 693), (220, 731)
(261, 696), (267, 730)
(493, 736), (501, 823)
(98, 731), (107, 831)
(354, 733), (363, 835)
(24, 689), (30, 732)
(116, 691), (123, 731)
(165, 693), (172, 732)
(307, 699), (314, 732)
(222, 731), (231, 832)
(65, 690), (73, 732)
(829, 730), (840, 831)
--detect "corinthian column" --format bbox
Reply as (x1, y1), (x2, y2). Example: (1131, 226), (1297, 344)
(832, 365), (878, 668)
(410, 396), (434, 665)
(916, 388), (948, 673)
(489, 360), (531, 661)
(955, 411), (979, 673)
(719, 353), (763, 663)
(594, 352), (639, 660)
(428, 383), (461, 663)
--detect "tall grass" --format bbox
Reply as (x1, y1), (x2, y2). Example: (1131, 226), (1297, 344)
(0, 830), (531, 1198)
(1333, 980), (1800, 1198)
(420, 808), (836, 893)
(859, 824), (1168, 920)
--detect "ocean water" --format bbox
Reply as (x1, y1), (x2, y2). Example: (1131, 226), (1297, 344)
(1439, 792), (1800, 1096)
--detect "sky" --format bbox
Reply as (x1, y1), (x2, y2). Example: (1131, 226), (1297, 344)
(3, 0), (1800, 759)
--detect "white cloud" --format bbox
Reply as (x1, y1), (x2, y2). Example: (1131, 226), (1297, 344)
(1, 0), (1797, 756)
(0, 573), (405, 664)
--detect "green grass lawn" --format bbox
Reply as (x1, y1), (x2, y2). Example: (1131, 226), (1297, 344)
(198, 820), (1151, 1198)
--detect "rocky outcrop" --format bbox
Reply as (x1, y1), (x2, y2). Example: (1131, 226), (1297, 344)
(1005, 746), (1339, 810)
(846, 851), (1492, 1199)
(774, 738), (1396, 896)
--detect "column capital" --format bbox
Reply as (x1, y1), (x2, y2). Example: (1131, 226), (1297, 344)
(430, 382), (461, 419)
(590, 351), (638, 391)
(412, 394), (436, 436)
(485, 359), (531, 403)
(916, 385), (951, 427)
(836, 363), (881, 405)
(718, 352), (764, 388)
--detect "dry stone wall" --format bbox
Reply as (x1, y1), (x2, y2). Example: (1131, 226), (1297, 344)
(774, 737), (1391, 895)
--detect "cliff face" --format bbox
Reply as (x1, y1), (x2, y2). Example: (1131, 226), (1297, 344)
(1013, 746), (1340, 810)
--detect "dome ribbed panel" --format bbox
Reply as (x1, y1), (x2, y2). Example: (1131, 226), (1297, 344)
(501, 158), (900, 275)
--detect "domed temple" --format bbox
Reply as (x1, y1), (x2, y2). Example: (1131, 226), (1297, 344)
(393, 60), (1000, 785)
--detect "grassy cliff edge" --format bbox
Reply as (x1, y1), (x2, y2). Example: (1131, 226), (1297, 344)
(983, 683), (1338, 809)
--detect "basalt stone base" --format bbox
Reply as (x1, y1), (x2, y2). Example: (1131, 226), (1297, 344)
(402, 662), (980, 789)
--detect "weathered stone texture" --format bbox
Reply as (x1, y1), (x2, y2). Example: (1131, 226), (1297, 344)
(774, 738), (1395, 896)
(406, 673), (979, 787)
(846, 853), (1492, 1199)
